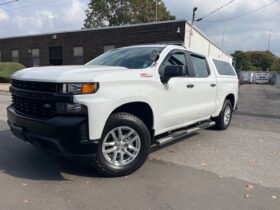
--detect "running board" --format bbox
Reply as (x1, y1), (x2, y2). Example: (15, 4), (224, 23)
(155, 121), (216, 146)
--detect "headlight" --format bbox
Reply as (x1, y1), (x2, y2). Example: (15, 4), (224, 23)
(62, 83), (99, 95)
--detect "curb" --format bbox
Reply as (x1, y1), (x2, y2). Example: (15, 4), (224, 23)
(0, 83), (10, 93)
(0, 91), (10, 95)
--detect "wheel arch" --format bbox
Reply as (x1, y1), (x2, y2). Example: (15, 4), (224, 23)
(110, 102), (155, 137)
(212, 92), (236, 118)
(225, 93), (235, 109)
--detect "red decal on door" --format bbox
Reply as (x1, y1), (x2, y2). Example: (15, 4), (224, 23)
(140, 73), (153, 78)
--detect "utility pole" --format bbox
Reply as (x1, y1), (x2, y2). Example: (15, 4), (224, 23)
(267, 30), (271, 72)
(120, 0), (124, 25)
(221, 33), (224, 59)
(188, 7), (198, 48)
(267, 29), (271, 51)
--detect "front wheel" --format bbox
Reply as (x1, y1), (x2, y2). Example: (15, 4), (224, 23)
(214, 99), (233, 130)
(94, 112), (151, 177)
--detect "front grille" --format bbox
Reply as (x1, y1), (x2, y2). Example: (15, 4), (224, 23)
(11, 80), (61, 118)
(12, 95), (56, 118)
(11, 80), (60, 93)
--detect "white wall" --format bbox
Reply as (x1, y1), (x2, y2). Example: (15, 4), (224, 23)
(184, 23), (232, 63)
(274, 73), (280, 88)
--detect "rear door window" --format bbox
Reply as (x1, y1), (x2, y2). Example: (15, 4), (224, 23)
(213, 59), (236, 76)
(190, 55), (209, 77)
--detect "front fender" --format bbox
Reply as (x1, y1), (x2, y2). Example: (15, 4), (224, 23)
(74, 95), (158, 140)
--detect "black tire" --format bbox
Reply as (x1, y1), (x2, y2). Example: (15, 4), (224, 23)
(94, 112), (151, 177)
(213, 99), (233, 130)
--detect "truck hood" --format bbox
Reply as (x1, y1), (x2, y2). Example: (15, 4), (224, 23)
(12, 65), (129, 82)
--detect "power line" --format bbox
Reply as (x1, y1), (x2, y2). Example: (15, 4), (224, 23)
(200, 0), (279, 22)
(197, 0), (237, 21)
(0, 0), (18, 6)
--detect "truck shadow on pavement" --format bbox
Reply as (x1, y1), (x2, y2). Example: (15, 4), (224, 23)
(234, 110), (280, 120)
(0, 127), (201, 181)
(0, 129), (103, 181)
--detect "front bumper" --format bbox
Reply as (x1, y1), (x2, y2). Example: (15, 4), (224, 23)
(7, 106), (98, 160)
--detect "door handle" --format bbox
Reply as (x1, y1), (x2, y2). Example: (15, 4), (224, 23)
(211, 83), (216, 87)
(187, 84), (194, 88)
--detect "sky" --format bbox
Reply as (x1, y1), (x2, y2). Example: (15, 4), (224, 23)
(0, 0), (279, 56)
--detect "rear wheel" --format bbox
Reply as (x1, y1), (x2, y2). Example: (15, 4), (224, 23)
(94, 112), (151, 177)
(214, 99), (233, 130)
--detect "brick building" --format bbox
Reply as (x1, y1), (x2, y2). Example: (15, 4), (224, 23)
(0, 20), (232, 68)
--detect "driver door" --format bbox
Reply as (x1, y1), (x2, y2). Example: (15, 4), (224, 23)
(157, 50), (195, 131)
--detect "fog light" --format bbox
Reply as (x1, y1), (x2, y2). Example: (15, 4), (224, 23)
(57, 103), (88, 114)
(67, 103), (82, 113)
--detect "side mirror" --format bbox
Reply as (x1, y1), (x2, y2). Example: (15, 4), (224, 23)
(150, 50), (160, 62)
(161, 65), (186, 84)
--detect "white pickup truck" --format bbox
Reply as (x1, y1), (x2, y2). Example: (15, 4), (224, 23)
(7, 45), (238, 176)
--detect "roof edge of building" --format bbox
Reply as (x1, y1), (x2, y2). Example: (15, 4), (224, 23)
(0, 19), (188, 41)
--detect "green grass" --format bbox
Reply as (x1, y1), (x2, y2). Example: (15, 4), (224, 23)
(0, 62), (25, 82)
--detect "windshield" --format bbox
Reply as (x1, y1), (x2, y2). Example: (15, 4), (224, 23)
(86, 47), (164, 69)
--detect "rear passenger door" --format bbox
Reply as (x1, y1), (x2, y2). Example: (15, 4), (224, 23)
(185, 53), (217, 120)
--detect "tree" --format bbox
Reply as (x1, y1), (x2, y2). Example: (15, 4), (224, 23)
(83, 0), (176, 28)
(271, 58), (280, 72)
(231, 51), (254, 71)
(232, 50), (280, 72)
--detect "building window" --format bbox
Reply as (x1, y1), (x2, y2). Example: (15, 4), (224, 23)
(73, 46), (83, 65)
(32, 49), (40, 67)
(104, 45), (115, 53)
(12, 50), (19, 63)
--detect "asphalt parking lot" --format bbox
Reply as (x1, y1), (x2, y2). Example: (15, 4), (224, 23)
(0, 85), (279, 210)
